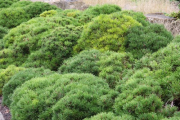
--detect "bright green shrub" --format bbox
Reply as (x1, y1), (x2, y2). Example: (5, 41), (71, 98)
(114, 68), (177, 119)
(11, 73), (117, 120)
(0, 7), (30, 28)
(135, 36), (180, 102)
(0, 0), (19, 8)
(23, 25), (83, 70)
(0, 49), (26, 69)
(74, 12), (141, 53)
(40, 10), (57, 17)
(125, 24), (173, 59)
(119, 10), (149, 26)
(0, 65), (24, 95)
(1, 16), (80, 68)
(59, 49), (101, 75)
(0, 1), (59, 28)
(84, 112), (135, 120)
(2, 67), (54, 106)
(98, 52), (134, 88)
(168, 11), (180, 19)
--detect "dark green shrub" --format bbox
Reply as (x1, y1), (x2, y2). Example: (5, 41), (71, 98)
(74, 12), (141, 53)
(98, 52), (134, 88)
(0, 1), (59, 28)
(77, 4), (121, 24)
(9, 1), (32, 7)
(2, 67), (54, 106)
(0, 26), (8, 50)
(0, 65), (24, 95)
(84, 112), (135, 120)
(10, 73), (117, 120)
(23, 25), (83, 71)
(125, 24), (173, 59)
(119, 10), (149, 26)
(0, 0), (19, 8)
(59, 49), (101, 76)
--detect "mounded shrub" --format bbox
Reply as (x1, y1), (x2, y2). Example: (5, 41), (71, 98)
(98, 52), (134, 88)
(114, 68), (177, 119)
(10, 73), (117, 120)
(59, 49), (101, 76)
(84, 112), (135, 120)
(23, 25), (83, 71)
(125, 24), (173, 59)
(0, 26), (8, 50)
(0, 0), (19, 8)
(2, 67), (54, 106)
(119, 10), (149, 26)
(0, 65), (24, 95)
(9, 1), (32, 8)
(0, 1), (59, 28)
(74, 12), (141, 53)
(1, 16), (80, 68)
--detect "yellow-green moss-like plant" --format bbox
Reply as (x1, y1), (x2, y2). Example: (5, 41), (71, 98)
(40, 10), (57, 17)
(74, 12), (141, 53)
(0, 65), (25, 95)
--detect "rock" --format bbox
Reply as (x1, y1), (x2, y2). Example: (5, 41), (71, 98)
(51, 0), (89, 10)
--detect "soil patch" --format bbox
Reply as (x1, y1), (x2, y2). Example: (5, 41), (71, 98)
(0, 97), (11, 120)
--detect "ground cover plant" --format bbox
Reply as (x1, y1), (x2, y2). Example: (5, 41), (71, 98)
(0, 0), (19, 8)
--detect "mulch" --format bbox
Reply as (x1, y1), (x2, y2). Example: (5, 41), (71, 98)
(0, 96), (11, 120)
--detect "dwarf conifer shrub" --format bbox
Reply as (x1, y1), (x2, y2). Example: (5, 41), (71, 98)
(0, 65), (24, 95)
(0, 26), (8, 50)
(74, 12), (141, 53)
(23, 25), (83, 71)
(9, 1), (32, 7)
(11, 73), (117, 120)
(125, 24), (173, 59)
(0, 1), (59, 28)
(114, 68), (177, 119)
(98, 52), (134, 88)
(84, 112), (135, 120)
(59, 49), (101, 75)
(0, 0), (19, 8)
(119, 10), (149, 26)
(2, 67), (54, 106)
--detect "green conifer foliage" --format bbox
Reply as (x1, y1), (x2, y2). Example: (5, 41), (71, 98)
(23, 25), (83, 71)
(0, 1), (59, 28)
(0, 26), (8, 50)
(10, 73), (117, 120)
(98, 52), (134, 88)
(84, 112), (135, 120)
(2, 67), (54, 106)
(40, 10), (57, 17)
(0, 65), (24, 95)
(9, 1), (32, 8)
(119, 10), (149, 26)
(125, 24), (173, 59)
(59, 49), (101, 75)
(74, 12), (141, 53)
(0, 0), (19, 8)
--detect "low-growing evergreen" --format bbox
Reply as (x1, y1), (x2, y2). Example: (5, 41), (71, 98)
(0, 65), (24, 95)
(10, 73), (117, 120)
(0, 0), (19, 8)
(125, 24), (173, 59)
(59, 49), (101, 75)
(2, 67), (54, 106)
(74, 12), (141, 53)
